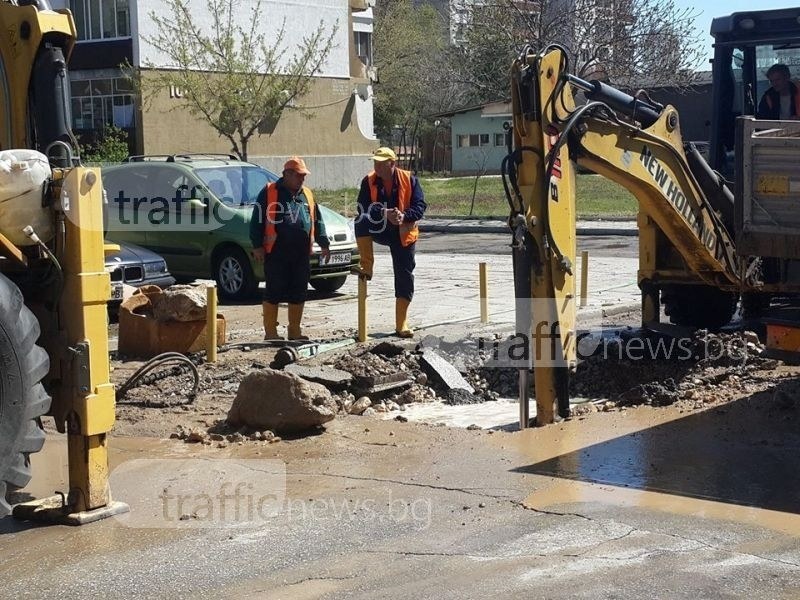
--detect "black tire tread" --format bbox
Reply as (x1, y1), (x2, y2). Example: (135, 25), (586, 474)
(0, 274), (52, 517)
(662, 284), (738, 331)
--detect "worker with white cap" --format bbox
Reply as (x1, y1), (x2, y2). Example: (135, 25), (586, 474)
(353, 147), (427, 337)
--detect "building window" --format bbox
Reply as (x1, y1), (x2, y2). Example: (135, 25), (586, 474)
(494, 133), (506, 146)
(71, 0), (130, 41)
(71, 77), (135, 130)
(354, 31), (373, 67)
(459, 133), (495, 147)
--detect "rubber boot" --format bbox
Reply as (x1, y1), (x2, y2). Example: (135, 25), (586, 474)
(262, 302), (282, 340)
(287, 303), (309, 340)
(351, 236), (374, 280)
(395, 297), (413, 338)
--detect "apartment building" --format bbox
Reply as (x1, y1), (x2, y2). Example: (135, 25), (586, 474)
(53, 0), (377, 188)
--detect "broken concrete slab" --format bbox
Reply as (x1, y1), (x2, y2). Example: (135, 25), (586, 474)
(284, 364), (353, 390)
(227, 369), (337, 433)
(420, 349), (475, 394)
(152, 284), (208, 322)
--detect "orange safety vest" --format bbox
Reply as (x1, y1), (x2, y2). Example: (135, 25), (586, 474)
(367, 168), (419, 247)
(262, 182), (316, 255)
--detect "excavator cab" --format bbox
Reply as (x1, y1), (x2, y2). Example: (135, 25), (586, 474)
(709, 8), (800, 177)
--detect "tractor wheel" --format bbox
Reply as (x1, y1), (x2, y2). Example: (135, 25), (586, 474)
(0, 273), (51, 516)
(661, 284), (738, 331)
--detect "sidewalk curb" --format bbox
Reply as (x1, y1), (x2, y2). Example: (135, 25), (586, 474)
(421, 224), (638, 237)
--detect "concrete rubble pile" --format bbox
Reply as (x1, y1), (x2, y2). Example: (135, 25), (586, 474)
(571, 329), (775, 411)
(145, 326), (780, 444)
(329, 340), (500, 414)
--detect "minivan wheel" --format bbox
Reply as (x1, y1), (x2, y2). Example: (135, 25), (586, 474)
(214, 248), (257, 300)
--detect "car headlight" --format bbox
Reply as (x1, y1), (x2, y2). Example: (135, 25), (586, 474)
(144, 260), (167, 274)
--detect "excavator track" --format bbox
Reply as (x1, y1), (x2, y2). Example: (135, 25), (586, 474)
(0, 274), (51, 516)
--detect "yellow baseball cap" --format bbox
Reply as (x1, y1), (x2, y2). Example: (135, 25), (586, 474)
(372, 147), (397, 162)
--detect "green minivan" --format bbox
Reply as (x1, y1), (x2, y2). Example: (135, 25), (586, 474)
(103, 154), (359, 300)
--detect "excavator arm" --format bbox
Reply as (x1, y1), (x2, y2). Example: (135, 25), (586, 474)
(505, 47), (751, 425)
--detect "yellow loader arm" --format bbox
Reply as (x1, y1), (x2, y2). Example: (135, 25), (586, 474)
(505, 47), (748, 425)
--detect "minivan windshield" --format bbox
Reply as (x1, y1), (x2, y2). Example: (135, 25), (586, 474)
(195, 165), (279, 206)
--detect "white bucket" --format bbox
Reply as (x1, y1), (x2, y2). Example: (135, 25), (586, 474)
(0, 149), (53, 246)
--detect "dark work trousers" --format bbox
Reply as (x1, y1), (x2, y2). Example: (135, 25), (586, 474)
(385, 240), (416, 301)
(263, 230), (311, 304)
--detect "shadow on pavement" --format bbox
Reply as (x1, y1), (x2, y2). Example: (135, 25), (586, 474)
(513, 380), (800, 514)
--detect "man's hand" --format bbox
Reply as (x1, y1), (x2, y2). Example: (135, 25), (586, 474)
(385, 207), (403, 226)
(251, 247), (266, 262)
(320, 247), (331, 264)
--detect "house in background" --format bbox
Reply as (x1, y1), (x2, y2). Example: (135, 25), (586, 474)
(432, 101), (510, 175)
(52, 0), (378, 189)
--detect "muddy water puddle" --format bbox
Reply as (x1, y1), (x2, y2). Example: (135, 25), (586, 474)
(495, 404), (800, 535)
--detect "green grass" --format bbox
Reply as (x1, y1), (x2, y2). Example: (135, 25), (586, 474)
(315, 173), (638, 218)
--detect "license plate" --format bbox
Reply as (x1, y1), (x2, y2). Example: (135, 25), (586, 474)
(111, 284), (123, 300)
(326, 252), (351, 266)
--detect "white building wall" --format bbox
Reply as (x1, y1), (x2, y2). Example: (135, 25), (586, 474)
(135, 0), (349, 78)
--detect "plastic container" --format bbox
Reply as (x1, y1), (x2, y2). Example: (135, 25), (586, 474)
(0, 149), (52, 246)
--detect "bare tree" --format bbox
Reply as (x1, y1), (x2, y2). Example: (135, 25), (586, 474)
(373, 0), (460, 158)
(453, 0), (703, 102)
(129, 0), (338, 160)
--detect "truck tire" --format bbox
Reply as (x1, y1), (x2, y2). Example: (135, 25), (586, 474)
(741, 292), (771, 320)
(661, 284), (738, 331)
(0, 274), (51, 516)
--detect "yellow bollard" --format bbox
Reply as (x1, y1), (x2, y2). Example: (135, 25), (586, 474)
(206, 284), (218, 363)
(580, 250), (589, 308)
(479, 262), (488, 323)
(357, 275), (368, 343)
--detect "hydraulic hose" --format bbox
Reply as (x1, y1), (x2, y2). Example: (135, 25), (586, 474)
(116, 352), (200, 404)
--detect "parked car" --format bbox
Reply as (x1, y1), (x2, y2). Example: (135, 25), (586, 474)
(102, 154), (359, 300)
(105, 241), (176, 307)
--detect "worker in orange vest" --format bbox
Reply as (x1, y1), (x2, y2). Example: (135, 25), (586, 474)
(353, 147), (427, 337)
(251, 157), (330, 340)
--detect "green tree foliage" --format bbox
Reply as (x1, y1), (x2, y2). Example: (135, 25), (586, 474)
(455, 0), (703, 103)
(373, 0), (455, 156)
(80, 126), (129, 163)
(129, 0), (337, 160)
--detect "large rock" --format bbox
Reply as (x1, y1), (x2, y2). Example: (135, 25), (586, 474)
(227, 369), (337, 433)
(152, 284), (208, 322)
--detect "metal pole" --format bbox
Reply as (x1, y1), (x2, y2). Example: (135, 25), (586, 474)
(357, 275), (368, 342)
(519, 368), (530, 429)
(580, 250), (589, 308)
(206, 284), (217, 363)
(479, 262), (488, 323)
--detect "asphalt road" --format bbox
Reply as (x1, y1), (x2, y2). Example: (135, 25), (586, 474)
(421, 231), (638, 258)
(4, 400), (800, 598)
(6, 232), (800, 598)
